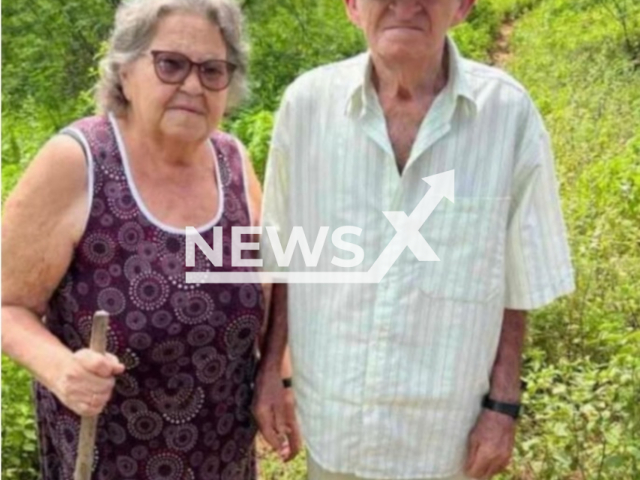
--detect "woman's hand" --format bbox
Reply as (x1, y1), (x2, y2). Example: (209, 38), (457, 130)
(53, 350), (125, 417)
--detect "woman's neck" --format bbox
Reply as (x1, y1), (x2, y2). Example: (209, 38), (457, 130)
(117, 110), (208, 169)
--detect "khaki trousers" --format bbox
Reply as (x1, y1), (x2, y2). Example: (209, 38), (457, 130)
(307, 453), (472, 480)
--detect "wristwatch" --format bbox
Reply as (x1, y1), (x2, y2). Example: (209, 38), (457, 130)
(481, 394), (521, 419)
(282, 377), (293, 389)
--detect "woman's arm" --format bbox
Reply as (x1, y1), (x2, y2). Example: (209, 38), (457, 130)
(2, 135), (123, 416)
(239, 143), (263, 231)
(238, 140), (273, 338)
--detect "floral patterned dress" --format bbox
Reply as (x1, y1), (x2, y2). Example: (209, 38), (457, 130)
(35, 114), (264, 480)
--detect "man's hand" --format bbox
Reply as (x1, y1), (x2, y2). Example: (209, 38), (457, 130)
(252, 368), (302, 462)
(281, 386), (302, 461)
(464, 409), (516, 479)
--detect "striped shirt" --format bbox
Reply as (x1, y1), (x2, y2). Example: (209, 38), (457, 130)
(261, 37), (575, 479)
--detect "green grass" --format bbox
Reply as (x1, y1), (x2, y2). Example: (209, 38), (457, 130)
(2, 0), (639, 478)
(499, 0), (640, 478)
(258, 447), (308, 480)
(1, 356), (39, 480)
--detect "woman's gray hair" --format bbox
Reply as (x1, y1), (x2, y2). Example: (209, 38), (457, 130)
(96, 0), (248, 115)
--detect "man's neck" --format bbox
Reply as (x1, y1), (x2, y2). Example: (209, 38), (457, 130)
(371, 45), (449, 102)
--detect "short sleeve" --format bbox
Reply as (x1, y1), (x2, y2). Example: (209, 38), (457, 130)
(504, 107), (575, 310)
(260, 90), (292, 273)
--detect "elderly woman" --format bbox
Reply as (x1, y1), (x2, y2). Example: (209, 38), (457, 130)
(1, 0), (270, 478)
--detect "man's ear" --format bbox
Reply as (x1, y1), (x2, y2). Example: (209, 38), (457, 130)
(451, 0), (477, 28)
(343, 0), (361, 27)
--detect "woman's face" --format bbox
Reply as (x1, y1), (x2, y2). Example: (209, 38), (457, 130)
(121, 12), (230, 143)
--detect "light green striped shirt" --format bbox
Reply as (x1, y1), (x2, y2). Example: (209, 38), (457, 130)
(261, 37), (575, 479)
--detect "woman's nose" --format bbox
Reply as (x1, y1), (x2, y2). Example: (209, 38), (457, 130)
(181, 64), (205, 94)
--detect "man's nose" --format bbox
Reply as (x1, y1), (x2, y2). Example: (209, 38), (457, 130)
(389, 0), (423, 20)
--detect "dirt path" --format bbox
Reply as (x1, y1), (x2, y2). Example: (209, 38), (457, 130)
(492, 19), (515, 67)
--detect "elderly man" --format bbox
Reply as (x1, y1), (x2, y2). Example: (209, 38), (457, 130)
(254, 0), (575, 479)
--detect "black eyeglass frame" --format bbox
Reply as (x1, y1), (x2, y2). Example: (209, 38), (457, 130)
(149, 50), (237, 92)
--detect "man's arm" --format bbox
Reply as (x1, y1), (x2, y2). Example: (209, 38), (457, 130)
(253, 284), (301, 461)
(260, 284), (289, 374)
(464, 309), (526, 479)
(253, 85), (301, 461)
(489, 309), (527, 403)
(464, 93), (574, 479)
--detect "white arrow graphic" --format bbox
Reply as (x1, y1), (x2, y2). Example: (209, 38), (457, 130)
(367, 170), (455, 282)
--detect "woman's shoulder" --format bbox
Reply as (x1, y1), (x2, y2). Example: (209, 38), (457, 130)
(60, 115), (118, 168)
(211, 129), (241, 148)
(63, 114), (110, 136)
(211, 130), (247, 161)
(3, 132), (90, 244)
(16, 115), (96, 207)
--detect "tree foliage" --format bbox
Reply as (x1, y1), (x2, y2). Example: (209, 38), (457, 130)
(2, 1), (639, 479)
(2, 0), (115, 126)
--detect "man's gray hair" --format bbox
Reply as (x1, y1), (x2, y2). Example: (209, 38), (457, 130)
(96, 0), (248, 115)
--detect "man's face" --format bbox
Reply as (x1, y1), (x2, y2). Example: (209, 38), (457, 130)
(344, 0), (475, 62)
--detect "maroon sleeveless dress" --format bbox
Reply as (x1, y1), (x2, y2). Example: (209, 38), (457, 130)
(34, 115), (264, 480)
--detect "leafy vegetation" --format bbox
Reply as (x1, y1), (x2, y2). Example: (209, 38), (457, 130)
(2, 356), (39, 480)
(503, 0), (640, 477)
(226, 0), (365, 179)
(2, 0), (638, 479)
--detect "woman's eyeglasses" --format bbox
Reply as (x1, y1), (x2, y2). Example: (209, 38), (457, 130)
(150, 50), (237, 92)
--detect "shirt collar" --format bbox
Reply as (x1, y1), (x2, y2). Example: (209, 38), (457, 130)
(344, 35), (478, 118)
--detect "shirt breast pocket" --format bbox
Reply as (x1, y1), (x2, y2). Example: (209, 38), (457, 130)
(416, 197), (510, 303)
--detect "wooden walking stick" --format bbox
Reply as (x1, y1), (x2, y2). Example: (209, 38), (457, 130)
(74, 310), (110, 480)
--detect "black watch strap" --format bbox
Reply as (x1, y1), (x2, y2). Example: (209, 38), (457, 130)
(482, 395), (521, 419)
(282, 377), (293, 389)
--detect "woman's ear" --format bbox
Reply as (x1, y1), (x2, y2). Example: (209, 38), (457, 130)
(119, 65), (131, 102)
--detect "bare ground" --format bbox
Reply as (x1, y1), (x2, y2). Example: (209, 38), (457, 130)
(492, 20), (516, 68)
